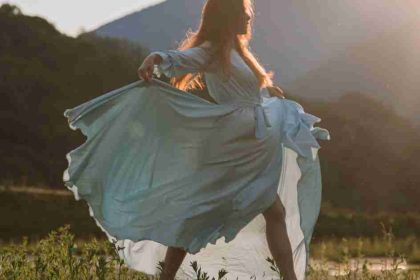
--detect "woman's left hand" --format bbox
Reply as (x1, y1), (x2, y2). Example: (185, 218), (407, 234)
(267, 85), (285, 99)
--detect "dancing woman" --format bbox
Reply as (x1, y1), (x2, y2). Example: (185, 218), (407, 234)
(63, 0), (331, 279)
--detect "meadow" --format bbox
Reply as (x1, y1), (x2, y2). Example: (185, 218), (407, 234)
(1, 224), (419, 279)
(1, 186), (419, 279)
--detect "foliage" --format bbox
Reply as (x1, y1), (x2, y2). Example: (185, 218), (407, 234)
(0, 3), (149, 188)
(1, 224), (419, 279)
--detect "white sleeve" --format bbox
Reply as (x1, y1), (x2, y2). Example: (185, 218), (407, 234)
(150, 46), (211, 78)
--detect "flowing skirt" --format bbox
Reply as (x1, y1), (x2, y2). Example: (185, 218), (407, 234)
(63, 78), (331, 280)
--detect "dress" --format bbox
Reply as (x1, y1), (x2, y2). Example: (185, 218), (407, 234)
(63, 41), (331, 280)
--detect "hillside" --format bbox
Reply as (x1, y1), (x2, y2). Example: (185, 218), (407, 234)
(92, 0), (420, 123)
(287, 20), (420, 123)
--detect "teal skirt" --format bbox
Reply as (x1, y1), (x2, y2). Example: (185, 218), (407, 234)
(63, 78), (330, 279)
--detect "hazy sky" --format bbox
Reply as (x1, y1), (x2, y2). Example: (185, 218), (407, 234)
(0, 0), (164, 36)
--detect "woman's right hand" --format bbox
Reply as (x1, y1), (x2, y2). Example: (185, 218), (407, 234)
(267, 85), (286, 99)
(137, 54), (159, 82)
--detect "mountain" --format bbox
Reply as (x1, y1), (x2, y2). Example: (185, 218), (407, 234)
(94, 0), (205, 50)
(92, 0), (420, 122)
(287, 20), (420, 123)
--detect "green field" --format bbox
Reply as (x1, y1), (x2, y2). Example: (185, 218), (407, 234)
(1, 186), (420, 279)
(1, 225), (419, 279)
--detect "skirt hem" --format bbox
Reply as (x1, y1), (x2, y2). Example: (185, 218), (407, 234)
(63, 158), (278, 257)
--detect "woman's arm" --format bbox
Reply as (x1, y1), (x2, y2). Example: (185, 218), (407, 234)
(149, 46), (212, 78)
(138, 45), (211, 82)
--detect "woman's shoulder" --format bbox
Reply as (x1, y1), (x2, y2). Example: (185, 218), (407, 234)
(200, 40), (212, 48)
(181, 41), (212, 55)
(195, 41), (215, 60)
(197, 41), (216, 53)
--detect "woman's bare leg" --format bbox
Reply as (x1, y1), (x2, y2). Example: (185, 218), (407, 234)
(159, 246), (187, 280)
(262, 195), (298, 280)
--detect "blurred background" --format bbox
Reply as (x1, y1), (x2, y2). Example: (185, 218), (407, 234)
(0, 0), (419, 274)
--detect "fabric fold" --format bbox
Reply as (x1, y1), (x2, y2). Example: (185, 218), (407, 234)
(279, 100), (328, 160)
(62, 78), (331, 280)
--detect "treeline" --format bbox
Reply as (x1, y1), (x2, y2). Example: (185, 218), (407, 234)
(0, 4), (419, 213)
(312, 93), (420, 213)
(0, 4), (149, 186)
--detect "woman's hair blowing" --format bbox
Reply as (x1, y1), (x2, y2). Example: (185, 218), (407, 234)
(167, 0), (274, 92)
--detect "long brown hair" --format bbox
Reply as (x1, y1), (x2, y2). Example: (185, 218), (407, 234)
(168, 0), (274, 92)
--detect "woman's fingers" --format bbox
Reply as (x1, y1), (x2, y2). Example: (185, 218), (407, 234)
(276, 86), (284, 94)
(271, 89), (284, 98)
(137, 64), (153, 82)
(267, 85), (285, 99)
(137, 67), (145, 81)
(146, 65), (153, 81)
(274, 86), (285, 98)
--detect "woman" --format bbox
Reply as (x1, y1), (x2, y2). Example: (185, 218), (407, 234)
(63, 0), (330, 279)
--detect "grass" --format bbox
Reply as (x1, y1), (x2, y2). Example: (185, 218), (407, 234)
(311, 235), (420, 265)
(1, 186), (420, 279)
(1, 224), (419, 279)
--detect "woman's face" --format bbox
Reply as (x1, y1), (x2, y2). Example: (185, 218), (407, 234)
(235, 9), (251, 34)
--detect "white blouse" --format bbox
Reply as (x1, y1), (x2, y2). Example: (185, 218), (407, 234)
(150, 41), (271, 106)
